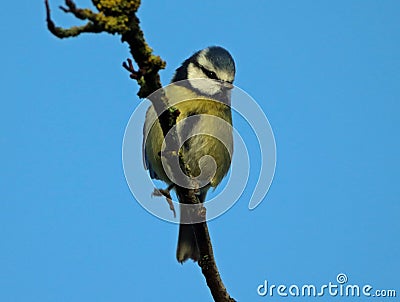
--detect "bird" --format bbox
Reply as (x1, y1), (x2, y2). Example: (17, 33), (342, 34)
(143, 46), (236, 263)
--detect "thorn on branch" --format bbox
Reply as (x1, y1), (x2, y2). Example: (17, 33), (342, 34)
(59, 6), (69, 13)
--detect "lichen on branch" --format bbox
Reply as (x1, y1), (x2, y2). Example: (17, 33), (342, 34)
(45, 0), (165, 98)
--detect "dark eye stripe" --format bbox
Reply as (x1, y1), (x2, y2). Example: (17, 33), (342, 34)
(200, 66), (218, 80)
(193, 61), (219, 80)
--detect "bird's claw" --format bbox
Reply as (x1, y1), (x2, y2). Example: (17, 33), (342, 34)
(152, 185), (176, 218)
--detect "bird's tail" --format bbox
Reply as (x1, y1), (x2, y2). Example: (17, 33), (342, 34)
(176, 190), (208, 263)
(176, 216), (200, 263)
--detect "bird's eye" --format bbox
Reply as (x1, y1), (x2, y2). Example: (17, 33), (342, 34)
(206, 70), (218, 80)
(201, 67), (218, 80)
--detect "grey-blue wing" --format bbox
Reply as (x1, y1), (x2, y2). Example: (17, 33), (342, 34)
(144, 150), (159, 179)
(142, 114), (159, 180)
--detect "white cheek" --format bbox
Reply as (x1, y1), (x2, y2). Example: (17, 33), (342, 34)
(187, 63), (205, 79)
(187, 63), (221, 95)
(190, 79), (221, 95)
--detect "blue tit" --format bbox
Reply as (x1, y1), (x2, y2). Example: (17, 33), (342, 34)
(143, 46), (235, 263)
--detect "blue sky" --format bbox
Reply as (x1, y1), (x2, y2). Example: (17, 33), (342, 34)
(1, 1), (399, 301)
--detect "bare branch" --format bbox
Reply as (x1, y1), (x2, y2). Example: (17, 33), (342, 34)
(45, 0), (166, 98)
(197, 223), (236, 302)
(59, 0), (95, 21)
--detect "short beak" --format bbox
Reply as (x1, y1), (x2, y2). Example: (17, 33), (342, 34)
(222, 82), (234, 90)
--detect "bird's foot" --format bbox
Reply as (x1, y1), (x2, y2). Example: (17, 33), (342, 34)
(152, 184), (176, 218)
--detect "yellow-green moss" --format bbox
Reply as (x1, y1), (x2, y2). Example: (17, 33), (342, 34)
(93, 0), (140, 16)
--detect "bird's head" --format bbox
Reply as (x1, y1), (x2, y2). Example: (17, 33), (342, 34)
(172, 46), (236, 96)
